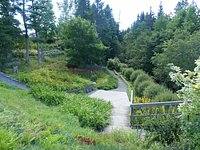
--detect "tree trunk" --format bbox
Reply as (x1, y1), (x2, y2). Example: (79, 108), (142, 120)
(36, 31), (41, 64)
(41, 47), (45, 62)
(25, 35), (29, 64)
(22, 0), (29, 64)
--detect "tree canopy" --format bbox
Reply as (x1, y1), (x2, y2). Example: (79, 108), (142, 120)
(121, 1), (200, 90)
(60, 17), (106, 67)
(0, 0), (21, 70)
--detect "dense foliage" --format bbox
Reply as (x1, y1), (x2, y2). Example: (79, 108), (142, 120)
(11, 57), (117, 103)
(108, 58), (178, 103)
(74, 0), (122, 60)
(0, 82), (166, 149)
(121, 1), (200, 90)
(170, 58), (200, 149)
(62, 94), (112, 131)
(60, 17), (106, 67)
(0, 0), (21, 70)
(1, 0), (200, 149)
(77, 69), (118, 90)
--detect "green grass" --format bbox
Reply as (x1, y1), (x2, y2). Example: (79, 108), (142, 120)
(9, 57), (118, 91)
(11, 62), (92, 91)
(0, 82), (165, 149)
(1, 57), (168, 149)
(77, 69), (118, 90)
(4, 57), (114, 130)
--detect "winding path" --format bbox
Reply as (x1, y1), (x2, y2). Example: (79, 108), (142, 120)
(0, 72), (29, 90)
(0, 70), (131, 132)
(88, 70), (131, 132)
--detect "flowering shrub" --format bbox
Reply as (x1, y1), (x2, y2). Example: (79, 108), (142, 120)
(16, 67), (92, 91)
(132, 96), (181, 145)
(169, 58), (200, 149)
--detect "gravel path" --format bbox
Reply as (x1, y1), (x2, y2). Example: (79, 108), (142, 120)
(0, 72), (29, 90)
(88, 70), (131, 132)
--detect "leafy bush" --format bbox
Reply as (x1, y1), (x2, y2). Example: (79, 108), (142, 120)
(170, 59), (200, 149)
(107, 57), (121, 72)
(13, 49), (38, 58)
(134, 73), (152, 97)
(119, 63), (128, 72)
(14, 67), (92, 91)
(61, 17), (106, 67)
(78, 69), (118, 90)
(123, 68), (134, 80)
(153, 92), (179, 102)
(132, 97), (181, 145)
(31, 84), (66, 105)
(130, 69), (145, 82)
(143, 84), (170, 99)
(143, 117), (181, 145)
(62, 94), (112, 131)
(134, 96), (151, 104)
(96, 75), (118, 90)
(137, 80), (154, 97)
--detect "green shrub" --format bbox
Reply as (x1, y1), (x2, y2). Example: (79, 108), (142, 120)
(96, 75), (118, 90)
(107, 58), (121, 72)
(14, 67), (92, 92)
(132, 97), (181, 145)
(143, 84), (169, 99)
(13, 49), (38, 58)
(123, 68), (134, 80)
(121, 68), (127, 76)
(78, 70), (118, 90)
(143, 116), (181, 145)
(134, 74), (152, 97)
(137, 80), (154, 97)
(153, 92), (179, 102)
(31, 84), (66, 105)
(130, 70), (145, 82)
(119, 63), (128, 72)
(62, 94), (112, 131)
(107, 58), (127, 72)
(170, 60), (200, 149)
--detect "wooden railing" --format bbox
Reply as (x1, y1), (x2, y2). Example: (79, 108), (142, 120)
(130, 100), (192, 127)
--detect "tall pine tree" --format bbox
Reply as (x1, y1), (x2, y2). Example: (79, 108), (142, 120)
(0, 0), (21, 70)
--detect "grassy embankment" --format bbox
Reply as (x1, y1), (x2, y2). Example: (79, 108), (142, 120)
(0, 82), (162, 149)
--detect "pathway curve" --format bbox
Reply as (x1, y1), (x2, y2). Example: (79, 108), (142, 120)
(88, 70), (131, 132)
(0, 72), (29, 90)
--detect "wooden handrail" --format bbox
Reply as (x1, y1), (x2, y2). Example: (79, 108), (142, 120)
(130, 100), (192, 127)
(130, 100), (192, 108)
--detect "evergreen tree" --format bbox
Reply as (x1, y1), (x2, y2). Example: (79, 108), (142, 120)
(58, 0), (75, 21)
(73, 0), (121, 60)
(175, 0), (189, 12)
(30, 0), (55, 63)
(157, 1), (164, 18)
(17, 0), (32, 64)
(75, 0), (90, 19)
(60, 17), (106, 67)
(0, 0), (21, 70)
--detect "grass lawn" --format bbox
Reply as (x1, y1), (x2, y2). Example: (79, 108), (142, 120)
(0, 82), (163, 150)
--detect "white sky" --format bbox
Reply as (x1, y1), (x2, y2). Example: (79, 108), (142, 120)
(52, 0), (200, 30)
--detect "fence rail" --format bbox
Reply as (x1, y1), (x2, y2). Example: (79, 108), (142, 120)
(130, 100), (192, 127)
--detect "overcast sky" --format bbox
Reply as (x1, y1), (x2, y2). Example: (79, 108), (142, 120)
(52, 0), (200, 30)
